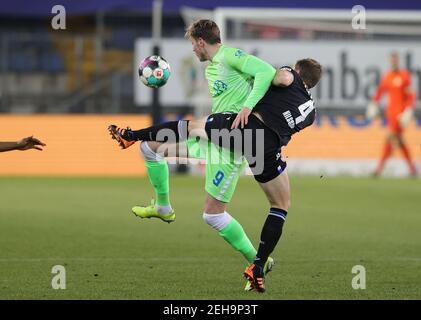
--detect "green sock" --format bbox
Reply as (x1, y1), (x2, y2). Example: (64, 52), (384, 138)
(218, 218), (257, 263)
(145, 160), (170, 206)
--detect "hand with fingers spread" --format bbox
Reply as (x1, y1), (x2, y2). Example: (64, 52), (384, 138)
(231, 107), (252, 129)
(17, 136), (46, 151)
(0, 136), (46, 152)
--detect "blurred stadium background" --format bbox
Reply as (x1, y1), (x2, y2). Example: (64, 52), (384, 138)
(0, 1), (420, 300)
(0, 0), (420, 176)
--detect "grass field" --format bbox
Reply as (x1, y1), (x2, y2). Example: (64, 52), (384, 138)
(0, 175), (420, 300)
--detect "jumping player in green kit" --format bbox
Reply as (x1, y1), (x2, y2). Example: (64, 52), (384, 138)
(109, 19), (280, 290)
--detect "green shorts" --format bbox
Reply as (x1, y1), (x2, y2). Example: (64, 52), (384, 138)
(185, 137), (247, 203)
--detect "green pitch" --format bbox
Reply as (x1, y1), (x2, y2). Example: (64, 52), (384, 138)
(0, 176), (420, 300)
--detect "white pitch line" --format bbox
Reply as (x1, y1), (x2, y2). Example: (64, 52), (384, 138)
(0, 257), (420, 262)
(0, 257), (231, 262)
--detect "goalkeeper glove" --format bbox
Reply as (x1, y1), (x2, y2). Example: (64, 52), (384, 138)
(399, 108), (414, 128)
(365, 102), (379, 120)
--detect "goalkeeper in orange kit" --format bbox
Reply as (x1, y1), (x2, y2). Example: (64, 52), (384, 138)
(366, 52), (417, 177)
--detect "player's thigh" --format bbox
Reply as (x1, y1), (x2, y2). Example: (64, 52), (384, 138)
(250, 128), (290, 209)
(387, 117), (402, 137)
(247, 122), (289, 183)
(258, 170), (291, 211)
(204, 113), (239, 152)
(205, 145), (246, 203)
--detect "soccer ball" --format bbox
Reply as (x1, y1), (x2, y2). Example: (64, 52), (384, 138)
(138, 55), (171, 88)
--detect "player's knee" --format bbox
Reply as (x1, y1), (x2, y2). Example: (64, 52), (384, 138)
(188, 118), (207, 138)
(204, 196), (227, 214)
(285, 198), (291, 210)
(269, 197), (290, 211)
(188, 118), (202, 131)
(140, 141), (163, 161)
(202, 212), (231, 231)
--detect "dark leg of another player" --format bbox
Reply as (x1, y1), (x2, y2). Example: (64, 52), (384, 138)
(254, 171), (290, 271)
(123, 120), (190, 143)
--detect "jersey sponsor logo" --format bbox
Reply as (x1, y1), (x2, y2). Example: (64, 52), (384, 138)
(212, 80), (228, 97)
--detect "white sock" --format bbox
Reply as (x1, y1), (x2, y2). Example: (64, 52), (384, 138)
(203, 212), (232, 231)
(140, 141), (164, 161)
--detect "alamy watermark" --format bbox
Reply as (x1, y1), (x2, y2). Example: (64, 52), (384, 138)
(51, 265), (66, 289)
(153, 127), (266, 175)
(351, 265), (366, 290)
(51, 5), (66, 30)
(351, 5), (366, 30)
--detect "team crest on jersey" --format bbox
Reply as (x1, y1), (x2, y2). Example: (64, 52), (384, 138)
(212, 80), (228, 97)
(234, 49), (246, 58)
(393, 76), (403, 87)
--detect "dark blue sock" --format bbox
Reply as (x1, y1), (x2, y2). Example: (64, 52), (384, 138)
(254, 208), (287, 270)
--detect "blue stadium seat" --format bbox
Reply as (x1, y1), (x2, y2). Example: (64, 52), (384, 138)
(9, 51), (37, 73)
(109, 29), (135, 50)
(41, 52), (65, 73)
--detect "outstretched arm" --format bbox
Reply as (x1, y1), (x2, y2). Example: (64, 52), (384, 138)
(0, 136), (46, 152)
(373, 75), (387, 104)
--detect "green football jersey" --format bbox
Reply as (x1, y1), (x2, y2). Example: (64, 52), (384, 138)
(205, 44), (276, 114)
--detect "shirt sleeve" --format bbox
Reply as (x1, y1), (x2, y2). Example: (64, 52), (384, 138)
(224, 47), (276, 109)
(403, 72), (414, 108)
(404, 71), (411, 87)
(373, 73), (388, 103)
(404, 90), (416, 109)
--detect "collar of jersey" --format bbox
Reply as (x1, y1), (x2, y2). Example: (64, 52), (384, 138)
(211, 44), (224, 62)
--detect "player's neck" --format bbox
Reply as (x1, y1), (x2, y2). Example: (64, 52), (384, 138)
(207, 43), (222, 61)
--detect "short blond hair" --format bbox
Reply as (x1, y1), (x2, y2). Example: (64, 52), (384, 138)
(185, 19), (221, 44)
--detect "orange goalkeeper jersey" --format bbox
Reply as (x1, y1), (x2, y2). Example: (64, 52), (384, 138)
(373, 70), (415, 119)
